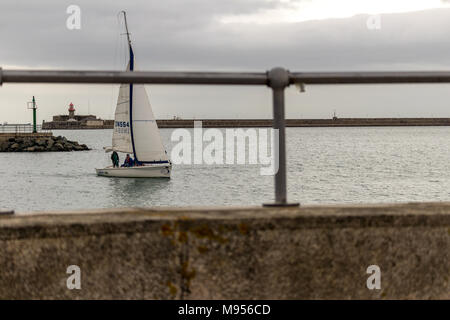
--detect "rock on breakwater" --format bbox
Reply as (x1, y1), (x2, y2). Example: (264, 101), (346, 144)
(0, 135), (90, 152)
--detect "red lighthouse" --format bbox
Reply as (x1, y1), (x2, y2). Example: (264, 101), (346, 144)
(68, 102), (75, 119)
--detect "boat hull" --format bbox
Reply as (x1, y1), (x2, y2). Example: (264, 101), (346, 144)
(95, 164), (171, 178)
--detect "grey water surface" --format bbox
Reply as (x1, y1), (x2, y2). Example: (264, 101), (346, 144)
(1, 127), (449, 212)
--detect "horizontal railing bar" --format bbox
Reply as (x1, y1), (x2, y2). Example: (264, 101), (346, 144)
(0, 69), (268, 85)
(290, 71), (450, 84)
(0, 124), (48, 133)
(3, 69), (450, 85)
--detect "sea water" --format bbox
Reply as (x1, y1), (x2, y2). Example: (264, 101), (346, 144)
(1, 126), (449, 212)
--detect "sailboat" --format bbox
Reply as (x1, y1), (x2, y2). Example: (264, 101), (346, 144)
(96, 11), (171, 178)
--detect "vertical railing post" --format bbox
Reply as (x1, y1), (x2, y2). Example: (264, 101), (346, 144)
(264, 67), (299, 207)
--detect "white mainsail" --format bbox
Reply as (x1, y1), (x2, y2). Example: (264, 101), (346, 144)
(132, 84), (169, 162)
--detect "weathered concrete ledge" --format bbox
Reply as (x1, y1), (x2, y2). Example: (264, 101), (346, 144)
(0, 203), (448, 299)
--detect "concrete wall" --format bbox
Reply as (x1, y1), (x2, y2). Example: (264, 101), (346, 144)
(86, 120), (104, 126)
(42, 120), (114, 130)
(40, 118), (450, 129)
(0, 203), (448, 299)
(155, 118), (450, 128)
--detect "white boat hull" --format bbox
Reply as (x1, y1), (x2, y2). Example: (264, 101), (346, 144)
(96, 164), (171, 178)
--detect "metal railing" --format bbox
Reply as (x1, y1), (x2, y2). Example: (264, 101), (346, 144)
(2, 67), (450, 206)
(0, 124), (50, 134)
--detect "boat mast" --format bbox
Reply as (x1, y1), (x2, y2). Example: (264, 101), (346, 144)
(121, 10), (138, 160)
(121, 11), (132, 51)
(121, 10), (134, 70)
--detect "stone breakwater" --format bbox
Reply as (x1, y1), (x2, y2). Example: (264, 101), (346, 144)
(155, 118), (450, 128)
(0, 136), (89, 152)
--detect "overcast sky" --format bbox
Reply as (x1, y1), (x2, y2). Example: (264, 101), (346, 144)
(2, 0), (450, 123)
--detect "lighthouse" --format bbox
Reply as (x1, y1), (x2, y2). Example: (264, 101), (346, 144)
(68, 103), (75, 119)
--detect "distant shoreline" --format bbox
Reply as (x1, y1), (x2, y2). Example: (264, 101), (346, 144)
(41, 118), (450, 129)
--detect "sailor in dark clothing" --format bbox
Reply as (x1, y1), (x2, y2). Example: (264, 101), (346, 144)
(122, 154), (133, 167)
(111, 151), (119, 168)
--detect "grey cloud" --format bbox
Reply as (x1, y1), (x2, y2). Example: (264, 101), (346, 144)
(1, 1), (450, 71)
(0, 0), (281, 67)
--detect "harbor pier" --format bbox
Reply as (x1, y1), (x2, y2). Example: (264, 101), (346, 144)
(0, 202), (448, 299)
(40, 118), (450, 129)
(155, 118), (450, 128)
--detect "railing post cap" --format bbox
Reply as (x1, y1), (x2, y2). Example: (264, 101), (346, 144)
(268, 67), (290, 89)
